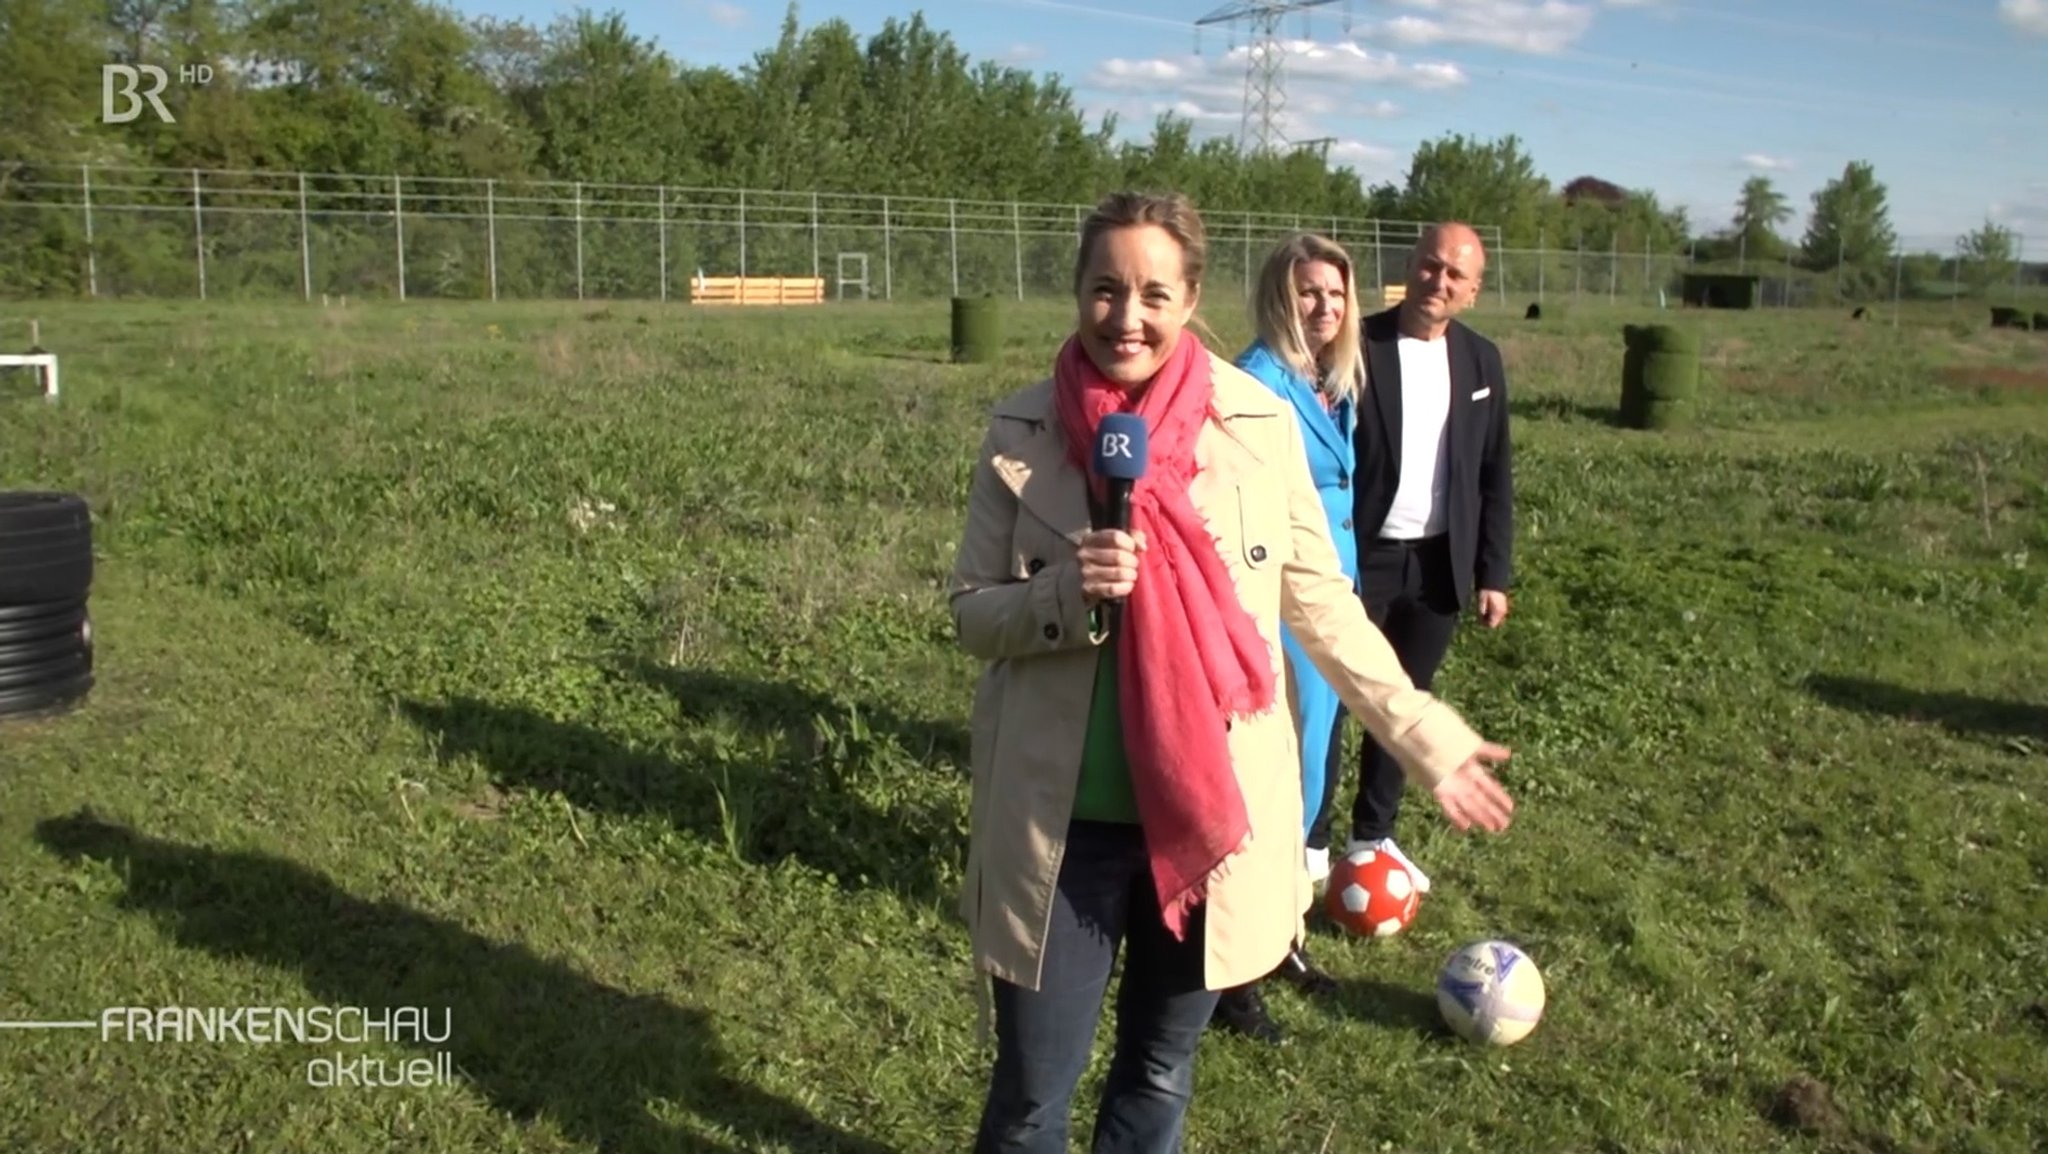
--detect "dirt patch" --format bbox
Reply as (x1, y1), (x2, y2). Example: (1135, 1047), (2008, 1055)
(1770, 1075), (1853, 1136)
(1719, 368), (1811, 395)
(1937, 366), (2048, 392)
(1763, 1074), (1918, 1154)
(1701, 336), (1751, 366)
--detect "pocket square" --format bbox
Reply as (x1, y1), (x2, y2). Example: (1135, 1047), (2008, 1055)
(1470, 387), (1491, 401)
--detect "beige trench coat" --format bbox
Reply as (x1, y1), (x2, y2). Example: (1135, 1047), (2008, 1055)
(947, 351), (1486, 994)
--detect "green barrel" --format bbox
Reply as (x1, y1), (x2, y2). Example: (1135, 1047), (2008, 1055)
(951, 297), (1002, 364)
(1621, 323), (1701, 430)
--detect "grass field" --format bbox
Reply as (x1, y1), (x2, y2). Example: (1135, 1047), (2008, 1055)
(2, 293), (2045, 1154)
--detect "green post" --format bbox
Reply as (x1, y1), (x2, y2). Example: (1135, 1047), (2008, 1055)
(1621, 323), (1701, 430)
(951, 296), (1001, 364)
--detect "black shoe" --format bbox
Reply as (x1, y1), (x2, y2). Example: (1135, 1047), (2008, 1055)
(1209, 983), (1284, 1044)
(1271, 944), (1339, 997)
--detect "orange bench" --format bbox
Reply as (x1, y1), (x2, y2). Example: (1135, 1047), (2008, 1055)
(690, 275), (827, 306)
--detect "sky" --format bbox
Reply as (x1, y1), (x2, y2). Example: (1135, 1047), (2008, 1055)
(442, 0), (2048, 251)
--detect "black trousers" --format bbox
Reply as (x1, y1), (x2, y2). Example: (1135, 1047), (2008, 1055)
(1308, 533), (1463, 850)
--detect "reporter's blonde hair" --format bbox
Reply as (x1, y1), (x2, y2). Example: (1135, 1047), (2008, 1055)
(1252, 233), (1365, 404)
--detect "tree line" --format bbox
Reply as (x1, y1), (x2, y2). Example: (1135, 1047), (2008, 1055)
(0, 0), (2030, 299)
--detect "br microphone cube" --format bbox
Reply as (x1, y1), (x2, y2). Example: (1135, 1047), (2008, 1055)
(1092, 413), (1148, 533)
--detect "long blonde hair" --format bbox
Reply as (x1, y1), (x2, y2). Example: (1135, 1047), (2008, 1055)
(1251, 232), (1365, 404)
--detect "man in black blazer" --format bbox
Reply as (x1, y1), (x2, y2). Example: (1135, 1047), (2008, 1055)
(1309, 221), (1514, 893)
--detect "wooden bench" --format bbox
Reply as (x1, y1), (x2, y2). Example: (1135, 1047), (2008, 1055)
(1381, 284), (1408, 307)
(689, 275), (827, 306)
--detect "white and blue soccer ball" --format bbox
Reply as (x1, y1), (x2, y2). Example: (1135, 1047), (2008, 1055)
(1436, 939), (1546, 1046)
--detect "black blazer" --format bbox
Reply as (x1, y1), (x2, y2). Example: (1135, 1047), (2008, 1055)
(1351, 306), (1515, 609)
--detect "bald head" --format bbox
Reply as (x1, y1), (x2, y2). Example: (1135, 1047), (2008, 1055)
(1401, 220), (1486, 336)
(1414, 221), (1487, 274)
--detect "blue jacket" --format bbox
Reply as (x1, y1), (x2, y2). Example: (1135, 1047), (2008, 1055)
(1234, 340), (1359, 582)
(1234, 339), (1360, 837)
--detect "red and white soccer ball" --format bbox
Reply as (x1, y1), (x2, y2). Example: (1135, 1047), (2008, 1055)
(1323, 845), (1420, 938)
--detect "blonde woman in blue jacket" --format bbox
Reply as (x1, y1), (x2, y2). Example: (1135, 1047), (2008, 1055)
(1210, 232), (1367, 1044)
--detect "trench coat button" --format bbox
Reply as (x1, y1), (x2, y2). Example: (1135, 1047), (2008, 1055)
(1249, 544), (1267, 563)
(1339, 476), (1350, 489)
(1342, 518), (1354, 531)
(1043, 623), (1060, 641)
(1027, 558), (1045, 574)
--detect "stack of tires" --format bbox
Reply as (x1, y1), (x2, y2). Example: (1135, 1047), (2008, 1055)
(1, 492), (95, 722)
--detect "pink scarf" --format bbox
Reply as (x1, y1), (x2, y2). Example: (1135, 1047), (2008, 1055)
(1052, 330), (1278, 937)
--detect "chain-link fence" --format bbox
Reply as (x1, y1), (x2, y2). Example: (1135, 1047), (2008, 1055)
(1486, 230), (2041, 316)
(0, 165), (1489, 306)
(1, 164), (2037, 317)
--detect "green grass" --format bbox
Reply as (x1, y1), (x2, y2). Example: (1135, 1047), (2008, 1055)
(2, 295), (2045, 1153)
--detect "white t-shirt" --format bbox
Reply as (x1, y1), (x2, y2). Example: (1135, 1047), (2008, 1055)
(1380, 335), (1452, 539)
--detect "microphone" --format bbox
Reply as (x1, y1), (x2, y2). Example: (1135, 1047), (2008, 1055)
(1090, 413), (1148, 637)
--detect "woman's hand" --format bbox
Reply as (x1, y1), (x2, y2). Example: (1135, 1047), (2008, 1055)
(1431, 742), (1514, 832)
(1076, 529), (1147, 605)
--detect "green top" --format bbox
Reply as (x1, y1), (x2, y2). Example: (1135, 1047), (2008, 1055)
(1071, 617), (1139, 823)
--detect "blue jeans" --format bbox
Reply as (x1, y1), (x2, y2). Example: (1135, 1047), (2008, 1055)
(974, 820), (1221, 1154)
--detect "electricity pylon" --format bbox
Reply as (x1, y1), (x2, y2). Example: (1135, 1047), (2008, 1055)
(1195, 0), (1344, 155)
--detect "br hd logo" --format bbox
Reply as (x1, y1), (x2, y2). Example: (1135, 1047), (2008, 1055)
(102, 64), (212, 124)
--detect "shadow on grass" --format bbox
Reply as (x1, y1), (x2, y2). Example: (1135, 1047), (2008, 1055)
(398, 658), (969, 903)
(1509, 393), (1622, 426)
(1804, 674), (2048, 748)
(33, 810), (896, 1154)
(1309, 976), (1448, 1037)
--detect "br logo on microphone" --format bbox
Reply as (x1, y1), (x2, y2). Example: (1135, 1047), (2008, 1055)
(1092, 414), (1148, 484)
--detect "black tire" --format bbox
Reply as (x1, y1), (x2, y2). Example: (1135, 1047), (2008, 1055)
(0, 492), (94, 605)
(0, 491), (96, 722)
(0, 669), (94, 721)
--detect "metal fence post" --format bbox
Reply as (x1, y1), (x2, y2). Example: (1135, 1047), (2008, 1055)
(574, 181), (586, 300)
(1374, 219), (1383, 294)
(297, 172), (311, 301)
(81, 166), (97, 298)
(487, 178), (498, 302)
(656, 185), (665, 303)
(1891, 250), (1902, 328)
(812, 191), (821, 281)
(949, 197), (959, 297)
(1537, 230), (1545, 303)
(1013, 200), (1024, 301)
(393, 174), (406, 301)
(883, 195), (892, 300)
(739, 189), (748, 279)
(193, 168), (206, 301)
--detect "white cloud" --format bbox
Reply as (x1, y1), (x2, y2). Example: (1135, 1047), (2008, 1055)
(1988, 183), (2048, 238)
(1329, 139), (1404, 181)
(1998, 0), (2048, 36)
(1741, 153), (1795, 172)
(691, 0), (746, 29)
(995, 43), (1044, 64)
(1090, 39), (1466, 98)
(1084, 39), (1453, 165)
(1362, 0), (1598, 55)
(1081, 46), (1416, 183)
